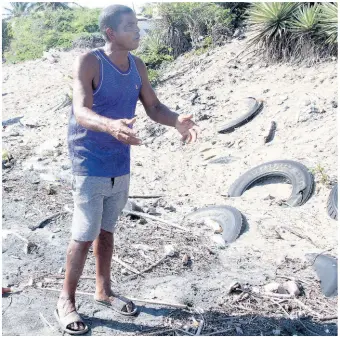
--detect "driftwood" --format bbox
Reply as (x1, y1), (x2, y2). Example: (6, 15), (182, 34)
(122, 209), (189, 232)
(30, 212), (69, 231)
(36, 286), (188, 309)
(264, 121), (277, 144)
(129, 195), (164, 199)
(112, 256), (142, 275)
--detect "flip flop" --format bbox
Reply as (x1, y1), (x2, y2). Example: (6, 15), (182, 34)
(94, 294), (138, 316)
(54, 309), (89, 335)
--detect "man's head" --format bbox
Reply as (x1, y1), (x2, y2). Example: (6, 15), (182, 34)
(99, 5), (140, 50)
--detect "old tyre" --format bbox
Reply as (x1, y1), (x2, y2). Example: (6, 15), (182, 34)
(306, 253), (338, 297)
(327, 184), (338, 220)
(218, 97), (264, 134)
(228, 160), (314, 207)
(185, 205), (243, 244)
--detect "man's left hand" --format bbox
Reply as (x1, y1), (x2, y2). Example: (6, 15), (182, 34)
(175, 114), (200, 143)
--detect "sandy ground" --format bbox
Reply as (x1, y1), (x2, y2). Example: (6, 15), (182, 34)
(2, 38), (338, 336)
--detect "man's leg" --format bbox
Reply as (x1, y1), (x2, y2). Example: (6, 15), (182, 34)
(57, 240), (92, 331)
(93, 229), (114, 296)
(57, 176), (106, 331)
(93, 175), (135, 313)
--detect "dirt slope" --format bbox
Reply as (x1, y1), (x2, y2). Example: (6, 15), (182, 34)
(2, 40), (338, 336)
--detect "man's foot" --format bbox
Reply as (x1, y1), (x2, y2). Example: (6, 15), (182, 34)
(94, 290), (137, 316)
(57, 294), (87, 332)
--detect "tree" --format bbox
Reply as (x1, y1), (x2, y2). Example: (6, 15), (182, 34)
(3, 2), (33, 18)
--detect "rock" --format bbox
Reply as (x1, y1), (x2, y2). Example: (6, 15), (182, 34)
(263, 89), (270, 93)
(190, 92), (199, 104)
(273, 329), (281, 336)
(283, 281), (301, 296)
(331, 100), (338, 108)
(182, 253), (190, 266)
(264, 282), (280, 293)
(36, 139), (61, 157)
(211, 234), (226, 248)
(164, 245), (176, 257)
(121, 268), (129, 275)
(61, 164), (71, 170)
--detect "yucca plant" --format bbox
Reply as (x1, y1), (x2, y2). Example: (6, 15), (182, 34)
(318, 2), (338, 45)
(289, 5), (322, 64)
(247, 2), (301, 61)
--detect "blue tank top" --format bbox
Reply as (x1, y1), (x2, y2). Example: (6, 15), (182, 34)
(68, 49), (142, 177)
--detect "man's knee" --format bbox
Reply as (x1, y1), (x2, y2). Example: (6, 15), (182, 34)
(68, 239), (93, 255)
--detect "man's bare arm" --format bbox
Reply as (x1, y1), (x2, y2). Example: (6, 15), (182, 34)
(72, 53), (141, 145)
(134, 56), (179, 127)
(72, 53), (111, 133)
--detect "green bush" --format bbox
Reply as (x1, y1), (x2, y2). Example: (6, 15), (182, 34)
(4, 8), (101, 63)
(2, 19), (13, 55)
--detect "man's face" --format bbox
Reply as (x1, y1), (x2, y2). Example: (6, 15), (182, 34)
(108, 12), (140, 50)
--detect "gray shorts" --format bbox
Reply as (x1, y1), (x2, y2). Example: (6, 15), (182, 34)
(71, 174), (130, 242)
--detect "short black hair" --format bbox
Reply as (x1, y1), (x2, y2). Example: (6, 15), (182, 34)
(99, 5), (134, 41)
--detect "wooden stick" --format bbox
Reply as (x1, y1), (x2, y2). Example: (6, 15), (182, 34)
(139, 255), (168, 274)
(129, 195), (164, 199)
(112, 256), (142, 275)
(122, 209), (189, 232)
(195, 320), (204, 336)
(294, 299), (321, 318)
(280, 226), (317, 247)
(318, 315), (338, 321)
(31, 212), (69, 230)
(36, 286), (188, 309)
(39, 312), (57, 332)
(206, 329), (233, 336)
(252, 290), (294, 299)
(177, 329), (195, 336)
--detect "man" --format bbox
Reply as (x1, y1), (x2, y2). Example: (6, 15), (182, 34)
(56, 4), (199, 335)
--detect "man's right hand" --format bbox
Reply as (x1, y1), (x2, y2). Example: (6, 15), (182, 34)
(106, 117), (142, 145)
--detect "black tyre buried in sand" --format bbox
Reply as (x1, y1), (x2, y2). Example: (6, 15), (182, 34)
(185, 205), (244, 244)
(327, 183), (338, 220)
(228, 160), (314, 207)
(218, 97), (264, 134)
(306, 253), (338, 297)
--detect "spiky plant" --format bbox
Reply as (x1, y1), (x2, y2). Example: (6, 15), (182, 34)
(247, 2), (301, 62)
(289, 5), (322, 64)
(318, 2), (338, 45)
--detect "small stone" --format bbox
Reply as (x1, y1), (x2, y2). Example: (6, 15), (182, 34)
(273, 329), (281, 336)
(283, 281), (301, 296)
(58, 267), (64, 274)
(211, 234), (226, 248)
(138, 218), (147, 225)
(182, 253), (190, 266)
(331, 100), (338, 108)
(49, 234), (55, 240)
(263, 89), (270, 93)
(121, 268), (129, 275)
(164, 245), (176, 257)
(36, 282), (43, 288)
